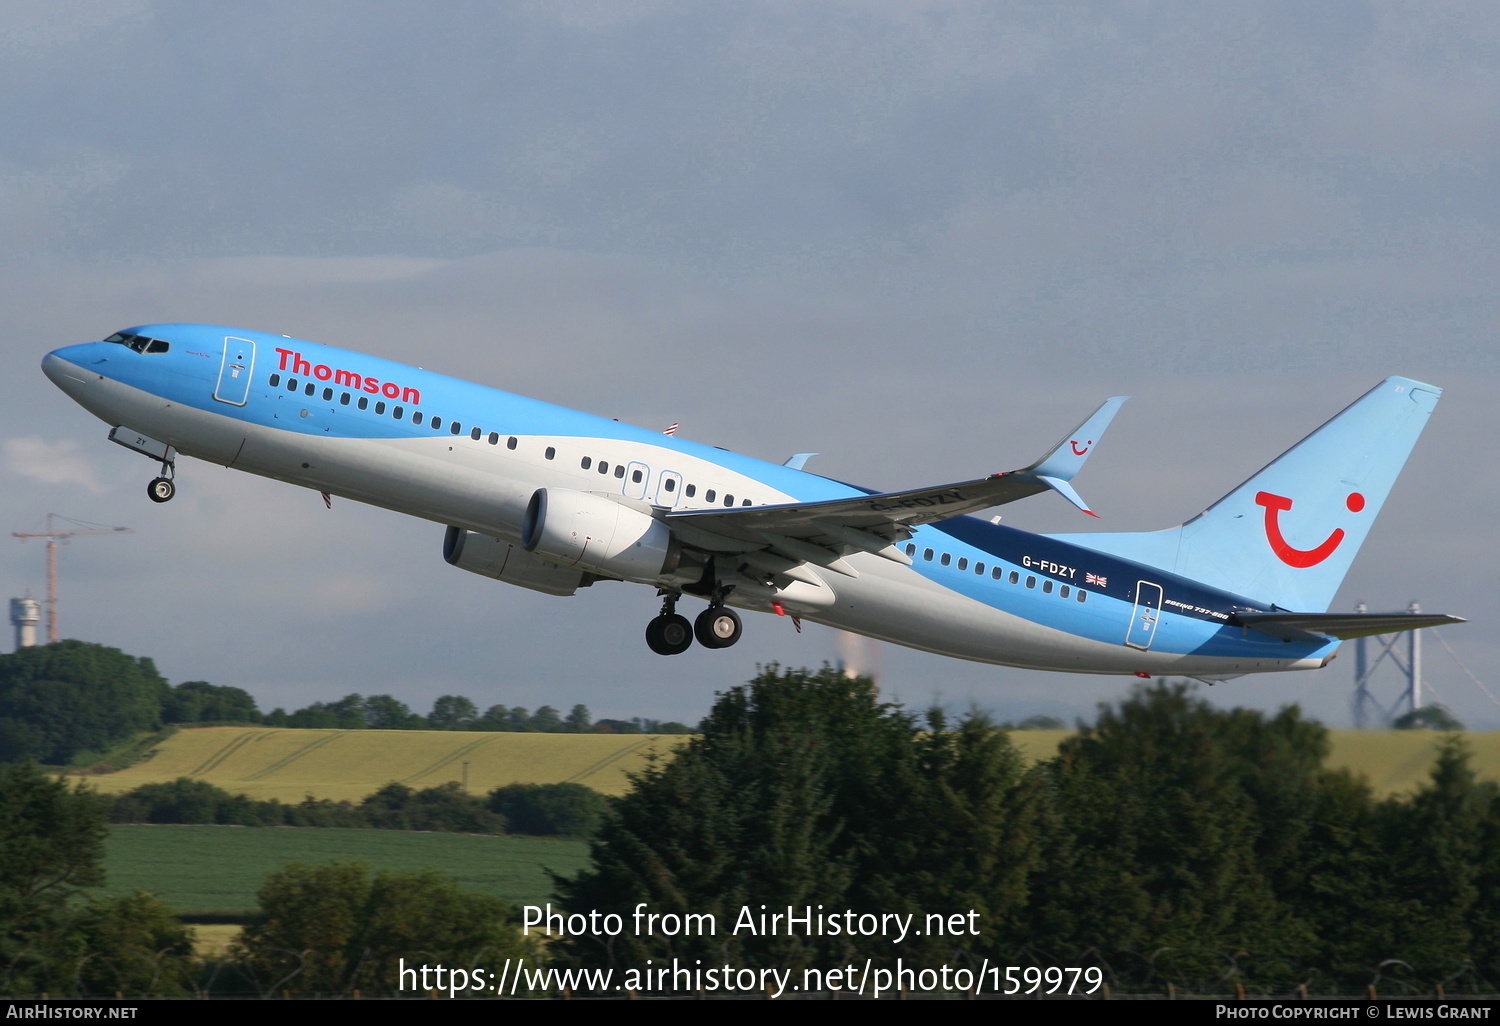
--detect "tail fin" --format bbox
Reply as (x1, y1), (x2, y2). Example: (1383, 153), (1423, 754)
(1048, 377), (1441, 611)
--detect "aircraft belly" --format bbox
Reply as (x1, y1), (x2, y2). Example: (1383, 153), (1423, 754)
(797, 556), (1331, 676)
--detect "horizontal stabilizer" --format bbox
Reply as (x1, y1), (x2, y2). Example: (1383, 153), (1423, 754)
(1231, 610), (1466, 641)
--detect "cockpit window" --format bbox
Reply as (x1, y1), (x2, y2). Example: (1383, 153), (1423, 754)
(105, 332), (169, 354)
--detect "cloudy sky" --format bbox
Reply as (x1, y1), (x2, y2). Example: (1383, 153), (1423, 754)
(2, 1), (1496, 729)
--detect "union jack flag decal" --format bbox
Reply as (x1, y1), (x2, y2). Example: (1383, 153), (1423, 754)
(1085, 572), (1107, 587)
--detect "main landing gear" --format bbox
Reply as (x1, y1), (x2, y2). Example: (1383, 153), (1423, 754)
(644, 591), (744, 656)
(645, 593), (693, 656)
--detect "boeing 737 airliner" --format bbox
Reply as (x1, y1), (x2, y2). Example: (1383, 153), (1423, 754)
(41, 325), (1461, 681)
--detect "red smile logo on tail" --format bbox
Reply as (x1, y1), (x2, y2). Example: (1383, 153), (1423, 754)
(1255, 490), (1364, 568)
(1070, 439), (1092, 456)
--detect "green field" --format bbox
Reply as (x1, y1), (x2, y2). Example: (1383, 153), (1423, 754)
(100, 824), (590, 914)
(87, 726), (687, 801)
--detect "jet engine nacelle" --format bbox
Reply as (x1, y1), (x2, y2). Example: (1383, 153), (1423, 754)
(522, 488), (679, 583)
(443, 525), (591, 596)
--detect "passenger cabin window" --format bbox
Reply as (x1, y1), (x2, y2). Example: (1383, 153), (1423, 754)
(287, 378), (298, 390)
(742, 499), (751, 506)
(975, 562), (984, 575)
(269, 373), (281, 387)
(1077, 590), (1087, 603)
(581, 457), (592, 469)
(616, 465), (627, 479)
(413, 413), (424, 425)
(1008, 571), (1019, 584)
(1060, 585), (1070, 598)
(322, 387), (333, 401)
(705, 490), (716, 502)
(339, 392), (350, 405)
(471, 427), (482, 440)
(545, 447), (556, 460)
(450, 422), (462, 435)
(724, 494), (734, 506)
(940, 553), (951, 566)
(664, 478), (676, 492)
(431, 418), (442, 431)
(599, 462), (609, 474)
(393, 406), (404, 419)
(905, 544), (916, 557)
(957, 557), (968, 571)
(375, 401), (386, 414)
(1026, 576), (1036, 589)
(685, 484), (696, 497)
(1042, 580), (1053, 594)
(506, 436), (517, 449)
(358, 397), (368, 410)
(923, 548), (933, 561)
(305, 383), (315, 396)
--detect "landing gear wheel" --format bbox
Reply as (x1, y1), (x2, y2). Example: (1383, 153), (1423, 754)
(645, 613), (694, 656)
(147, 477), (176, 503)
(695, 606), (743, 649)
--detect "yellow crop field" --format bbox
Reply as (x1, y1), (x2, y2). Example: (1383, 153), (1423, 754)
(1004, 729), (1500, 798)
(88, 727), (687, 801)
(84, 725), (1497, 803)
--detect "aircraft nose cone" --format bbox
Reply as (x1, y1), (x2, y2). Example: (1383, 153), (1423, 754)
(42, 350), (79, 385)
(42, 345), (99, 397)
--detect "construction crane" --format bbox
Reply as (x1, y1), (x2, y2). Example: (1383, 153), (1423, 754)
(12, 513), (133, 643)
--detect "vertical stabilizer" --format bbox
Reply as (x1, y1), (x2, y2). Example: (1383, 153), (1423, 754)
(1048, 377), (1441, 611)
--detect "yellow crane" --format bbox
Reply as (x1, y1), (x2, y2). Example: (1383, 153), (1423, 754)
(12, 513), (133, 643)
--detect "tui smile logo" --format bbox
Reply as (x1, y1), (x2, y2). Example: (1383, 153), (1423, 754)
(1070, 439), (1092, 456)
(1255, 490), (1364, 568)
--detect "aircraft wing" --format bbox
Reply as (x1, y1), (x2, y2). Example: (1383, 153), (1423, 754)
(1231, 610), (1467, 641)
(664, 396), (1127, 579)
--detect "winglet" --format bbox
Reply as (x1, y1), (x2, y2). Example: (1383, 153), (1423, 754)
(1010, 396), (1128, 515)
(783, 453), (818, 471)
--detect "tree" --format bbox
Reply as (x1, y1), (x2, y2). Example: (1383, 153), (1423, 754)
(530, 705), (563, 732)
(0, 761), (111, 994)
(564, 704), (592, 733)
(427, 695), (478, 730)
(487, 782), (606, 836)
(553, 665), (1036, 979)
(162, 681), (262, 724)
(233, 862), (530, 996)
(63, 892), (197, 997)
(0, 762), (107, 900)
(0, 641), (171, 763)
(1392, 705), (1465, 731)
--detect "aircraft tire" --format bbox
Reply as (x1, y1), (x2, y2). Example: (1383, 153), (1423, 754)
(147, 477), (176, 503)
(646, 613), (693, 656)
(694, 606), (742, 649)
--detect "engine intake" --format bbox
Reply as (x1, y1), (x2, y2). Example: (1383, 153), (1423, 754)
(522, 488), (679, 583)
(443, 526), (590, 596)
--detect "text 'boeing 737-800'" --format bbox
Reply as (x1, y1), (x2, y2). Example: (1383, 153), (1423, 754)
(42, 325), (1463, 683)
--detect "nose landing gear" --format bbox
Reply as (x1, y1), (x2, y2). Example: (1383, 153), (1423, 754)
(147, 476), (176, 503)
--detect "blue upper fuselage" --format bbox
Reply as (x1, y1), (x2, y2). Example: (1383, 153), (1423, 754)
(45, 323), (1336, 666)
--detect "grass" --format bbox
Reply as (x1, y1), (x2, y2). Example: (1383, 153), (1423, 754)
(99, 824), (591, 914)
(84, 726), (687, 801)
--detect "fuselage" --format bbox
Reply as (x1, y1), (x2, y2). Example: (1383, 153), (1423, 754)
(42, 324), (1338, 677)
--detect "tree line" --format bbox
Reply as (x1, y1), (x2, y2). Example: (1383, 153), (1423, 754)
(0, 640), (691, 766)
(108, 777), (606, 837)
